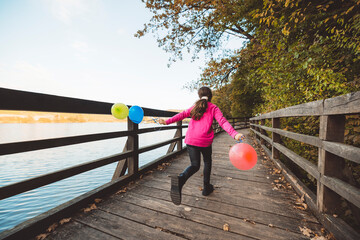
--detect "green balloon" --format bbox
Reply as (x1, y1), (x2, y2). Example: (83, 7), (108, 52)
(111, 103), (129, 119)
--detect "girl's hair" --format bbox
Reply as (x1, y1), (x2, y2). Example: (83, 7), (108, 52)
(190, 87), (212, 120)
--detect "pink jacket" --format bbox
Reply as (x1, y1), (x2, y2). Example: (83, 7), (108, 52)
(166, 102), (238, 147)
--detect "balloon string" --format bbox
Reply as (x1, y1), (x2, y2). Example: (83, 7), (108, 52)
(151, 117), (161, 131)
(152, 117), (160, 124)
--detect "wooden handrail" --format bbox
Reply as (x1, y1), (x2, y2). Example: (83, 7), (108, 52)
(251, 91), (360, 120)
(250, 91), (360, 240)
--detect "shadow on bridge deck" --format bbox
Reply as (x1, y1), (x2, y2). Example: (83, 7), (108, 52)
(44, 129), (328, 240)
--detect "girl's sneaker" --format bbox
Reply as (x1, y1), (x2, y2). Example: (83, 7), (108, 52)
(202, 183), (214, 196)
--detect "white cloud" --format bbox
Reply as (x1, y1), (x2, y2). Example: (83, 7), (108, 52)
(117, 28), (128, 36)
(45, 0), (99, 24)
(71, 40), (91, 53)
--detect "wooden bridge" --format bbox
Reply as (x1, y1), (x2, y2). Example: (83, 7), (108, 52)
(0, 88), (359, 240)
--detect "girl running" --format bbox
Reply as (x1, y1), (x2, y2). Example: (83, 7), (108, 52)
(159, 86), (244, 205)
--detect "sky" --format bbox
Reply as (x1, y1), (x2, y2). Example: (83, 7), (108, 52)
(0, 0), (243, 111)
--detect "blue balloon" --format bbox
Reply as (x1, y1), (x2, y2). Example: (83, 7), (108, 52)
(129, 105), (144, 124)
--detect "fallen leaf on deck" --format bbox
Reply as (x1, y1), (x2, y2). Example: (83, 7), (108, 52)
(47, 223), (58, 232)
(299, 226), (313, 237)
(36, 233), (49, 240)
(94, 198), (102, 203)
(345, 209), (352, 216)
(184, 207), (192, 212)
(116, 187), (127, 194)
(223, 223), (230, 231)
(199, 187), (203, 191)
(83, 203), (97, 213)
(268, 224), (274, 228)
(155, 226), (163, 231)
(295, 202), (308, 210)
(243, 219), (256, 224)
(59, 218), (71, 225)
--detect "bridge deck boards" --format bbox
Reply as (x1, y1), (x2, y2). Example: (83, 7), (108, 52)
(46, 129), (326, 240)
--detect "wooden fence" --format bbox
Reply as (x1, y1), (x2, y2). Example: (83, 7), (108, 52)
(0, 87), (248, 240)
(250, 91), (360, 240)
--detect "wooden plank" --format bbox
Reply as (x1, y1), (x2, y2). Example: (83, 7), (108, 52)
(251, 124), (322, 148)
(0, 131), (131, 156)
(75, 210), (185, 240)
(321, 175), (360, 209)
(324, 91), (360, 115)
(252, 124), (322, 148)
(146, 170), (298, 201)
(139, 177), (313, 220)
(117, 192), (308, 240)
(0, 152), (131, 200)
(273, 142), (319, 180)
(129, 185), (322, 234)
(137, 125), (181, 134)
(139, 137), (182, 154)
(322, 141), (360, 164)
(0, 87), (179, 117)
(47, 220), (120, 240)
(251, 100), (324, 120)
(98, 198), (244, 240)
(164, 165), (276, 184)
(251, 128), (272, 145)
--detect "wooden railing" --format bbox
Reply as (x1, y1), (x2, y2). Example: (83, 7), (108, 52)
(0, 87), (248, 240)
(213, 116), (250, 134)
(250, 91), (360, 240)
(0, 87), (187, 240)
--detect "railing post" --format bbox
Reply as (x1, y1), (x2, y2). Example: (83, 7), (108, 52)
(317, 115), (346, 214)
(260, 119), (265, 145)
(111, 139), (128, 180)
(255, 120), (260, 141)
(127, 118), (139, 176)
(176, 121), (182, 151)
(272, 118), (280, 160)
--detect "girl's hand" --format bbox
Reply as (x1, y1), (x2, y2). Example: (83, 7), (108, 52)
(235, 133), (245, 142)
(159, 119), (167, 125)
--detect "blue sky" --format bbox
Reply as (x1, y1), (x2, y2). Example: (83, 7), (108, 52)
(0, 0), (243, 110)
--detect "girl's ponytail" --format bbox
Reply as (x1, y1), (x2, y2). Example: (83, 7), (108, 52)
(190, 87), (212, 120)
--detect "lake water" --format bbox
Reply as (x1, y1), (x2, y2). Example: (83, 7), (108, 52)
(0, 122), (186, 233)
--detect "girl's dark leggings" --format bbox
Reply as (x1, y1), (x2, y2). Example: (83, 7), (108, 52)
(181, 144), (212, 185)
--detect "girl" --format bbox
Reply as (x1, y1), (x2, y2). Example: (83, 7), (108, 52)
(159, 86), (244, 205)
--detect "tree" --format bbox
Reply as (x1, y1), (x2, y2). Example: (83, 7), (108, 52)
(136, 0), (260, 62)
(137, 0), (360, 115)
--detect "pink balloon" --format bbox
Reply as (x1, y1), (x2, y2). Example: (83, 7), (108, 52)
(229, 143), (257, 170)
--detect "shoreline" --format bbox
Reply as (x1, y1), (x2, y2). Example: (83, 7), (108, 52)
(0, 110), (184, 124)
